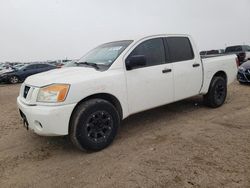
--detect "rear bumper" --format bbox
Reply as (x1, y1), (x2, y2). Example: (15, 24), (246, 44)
(17, 97), (76, 136)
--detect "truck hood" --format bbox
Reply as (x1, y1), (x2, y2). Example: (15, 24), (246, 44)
(25, 67), (101, 87)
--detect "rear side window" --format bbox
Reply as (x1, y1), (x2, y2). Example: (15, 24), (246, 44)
(128, 38), (165, 67)
(166, 37), (194, 62)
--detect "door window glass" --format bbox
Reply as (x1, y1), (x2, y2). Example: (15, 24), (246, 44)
(128, 38), (166, 68)
(166, 37), (194, 62)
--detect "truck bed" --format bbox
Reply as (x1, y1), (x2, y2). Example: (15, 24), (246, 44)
(200, 54), (238, 94)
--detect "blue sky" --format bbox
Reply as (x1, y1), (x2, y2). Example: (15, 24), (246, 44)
(0, 0), (250, 62)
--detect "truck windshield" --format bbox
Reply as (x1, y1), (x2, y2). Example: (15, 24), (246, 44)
(73, 40), (133, 69)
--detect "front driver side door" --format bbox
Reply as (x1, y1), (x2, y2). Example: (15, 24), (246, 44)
(125, 37), (174, 114)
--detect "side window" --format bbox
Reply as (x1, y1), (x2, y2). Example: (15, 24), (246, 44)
(128, 38), (166, 68)
(166, 37), (194, 62)
(37, 64), (48, 68)
(26, 65), (36, 70)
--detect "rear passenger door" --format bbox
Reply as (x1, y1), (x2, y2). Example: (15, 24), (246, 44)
(125, 37), (174, 114)
(165, 37), (203, 101)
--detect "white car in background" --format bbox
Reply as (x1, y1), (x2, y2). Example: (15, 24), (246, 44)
(17, 34), (238, 151)
(0, 66), (14, 75)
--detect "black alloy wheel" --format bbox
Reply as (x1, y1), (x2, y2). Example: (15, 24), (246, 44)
(204, 76), (227, 108)
(70, 99), (120, 151)
(85, 111), (113, 143)
(214, 82), (226, 105)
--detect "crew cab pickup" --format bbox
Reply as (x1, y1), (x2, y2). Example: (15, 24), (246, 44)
(17, 34), (238, 151)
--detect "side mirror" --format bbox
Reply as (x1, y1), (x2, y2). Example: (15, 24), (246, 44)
(126, 55), (146, 70)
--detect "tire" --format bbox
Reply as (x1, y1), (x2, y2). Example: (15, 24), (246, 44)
(69, 99), (120, 151)
(9, 76), (19, 84)
(203, 76), (227, 108)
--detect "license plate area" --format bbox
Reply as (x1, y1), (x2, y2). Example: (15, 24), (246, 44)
(19, 110), (29, 130)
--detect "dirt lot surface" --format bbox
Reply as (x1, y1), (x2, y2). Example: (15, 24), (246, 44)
(0, 82), (250, 188)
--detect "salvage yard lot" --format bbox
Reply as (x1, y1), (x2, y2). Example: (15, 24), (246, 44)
(0, 82), (250, 187)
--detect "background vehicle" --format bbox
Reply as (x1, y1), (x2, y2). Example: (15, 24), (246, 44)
(62, 60), (77, 67)
(0, 64), (5, 71)
(17, 34), (238, 151)
(237, 60), (250, 84)
(48, 59), (72, 68)
(200, 49), (225, 56)
(0, 64), (14, 75)
(13, 64), (26, 70)
(0, 63), (56, 84)
(225, 45), (250, 64)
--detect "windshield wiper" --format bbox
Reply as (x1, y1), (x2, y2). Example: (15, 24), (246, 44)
(76, 62), (100, 70)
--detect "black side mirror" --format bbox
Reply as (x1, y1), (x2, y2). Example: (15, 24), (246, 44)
(126, 55), (146, 70)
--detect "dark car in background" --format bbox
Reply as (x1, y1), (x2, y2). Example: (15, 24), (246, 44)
(200, 49), (225, 56)
(0, 63), (56, 84)
(225, 45), (250, 64)
(237, 61), (250, 84)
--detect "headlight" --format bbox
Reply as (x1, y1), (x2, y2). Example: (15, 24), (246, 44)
(239, 66), (246, 72)
(37, 84), (70, 103)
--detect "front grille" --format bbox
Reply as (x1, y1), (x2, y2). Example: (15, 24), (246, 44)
(23, 86), (30, 98)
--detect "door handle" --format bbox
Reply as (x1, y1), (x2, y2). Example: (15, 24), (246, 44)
(162, 68), (172, 73)
(193, 64), (200, 68)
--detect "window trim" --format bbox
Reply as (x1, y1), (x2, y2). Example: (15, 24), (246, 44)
(165, 37), (195, 63)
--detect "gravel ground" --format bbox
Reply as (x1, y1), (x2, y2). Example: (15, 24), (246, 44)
(0, 82), (250, 188)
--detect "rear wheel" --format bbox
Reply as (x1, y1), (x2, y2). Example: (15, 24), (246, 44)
(9, 76), (19, 84)
(203, 76), (227, 108)
(70, 99), (120, 151)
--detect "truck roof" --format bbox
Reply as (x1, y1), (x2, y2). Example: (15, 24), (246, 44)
(110, 33), (191, 43)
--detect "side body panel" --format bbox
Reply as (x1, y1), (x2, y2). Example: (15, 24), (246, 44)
(200, 55), (238, 94)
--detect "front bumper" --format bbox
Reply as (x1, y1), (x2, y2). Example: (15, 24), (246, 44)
(17, 97), (76, 136)
(237, 71), (250, 83)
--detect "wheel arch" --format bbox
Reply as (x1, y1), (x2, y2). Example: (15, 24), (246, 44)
(69, 93), (123, 132)
(201, 70), (228, 94)
(213, 71), (228, 83)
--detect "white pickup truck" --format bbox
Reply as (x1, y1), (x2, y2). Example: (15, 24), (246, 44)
(17, 34), (238, 151)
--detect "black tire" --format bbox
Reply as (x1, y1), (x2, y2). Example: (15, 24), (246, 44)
(203, 76), (227, 108)
(70, 99), (120, 151)
(9, 75), (19, 84)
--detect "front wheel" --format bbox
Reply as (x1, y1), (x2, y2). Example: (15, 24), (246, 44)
(70, 99), (120, 151)
(9, 76), (19, 84)
(203, 76), (227, 108)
